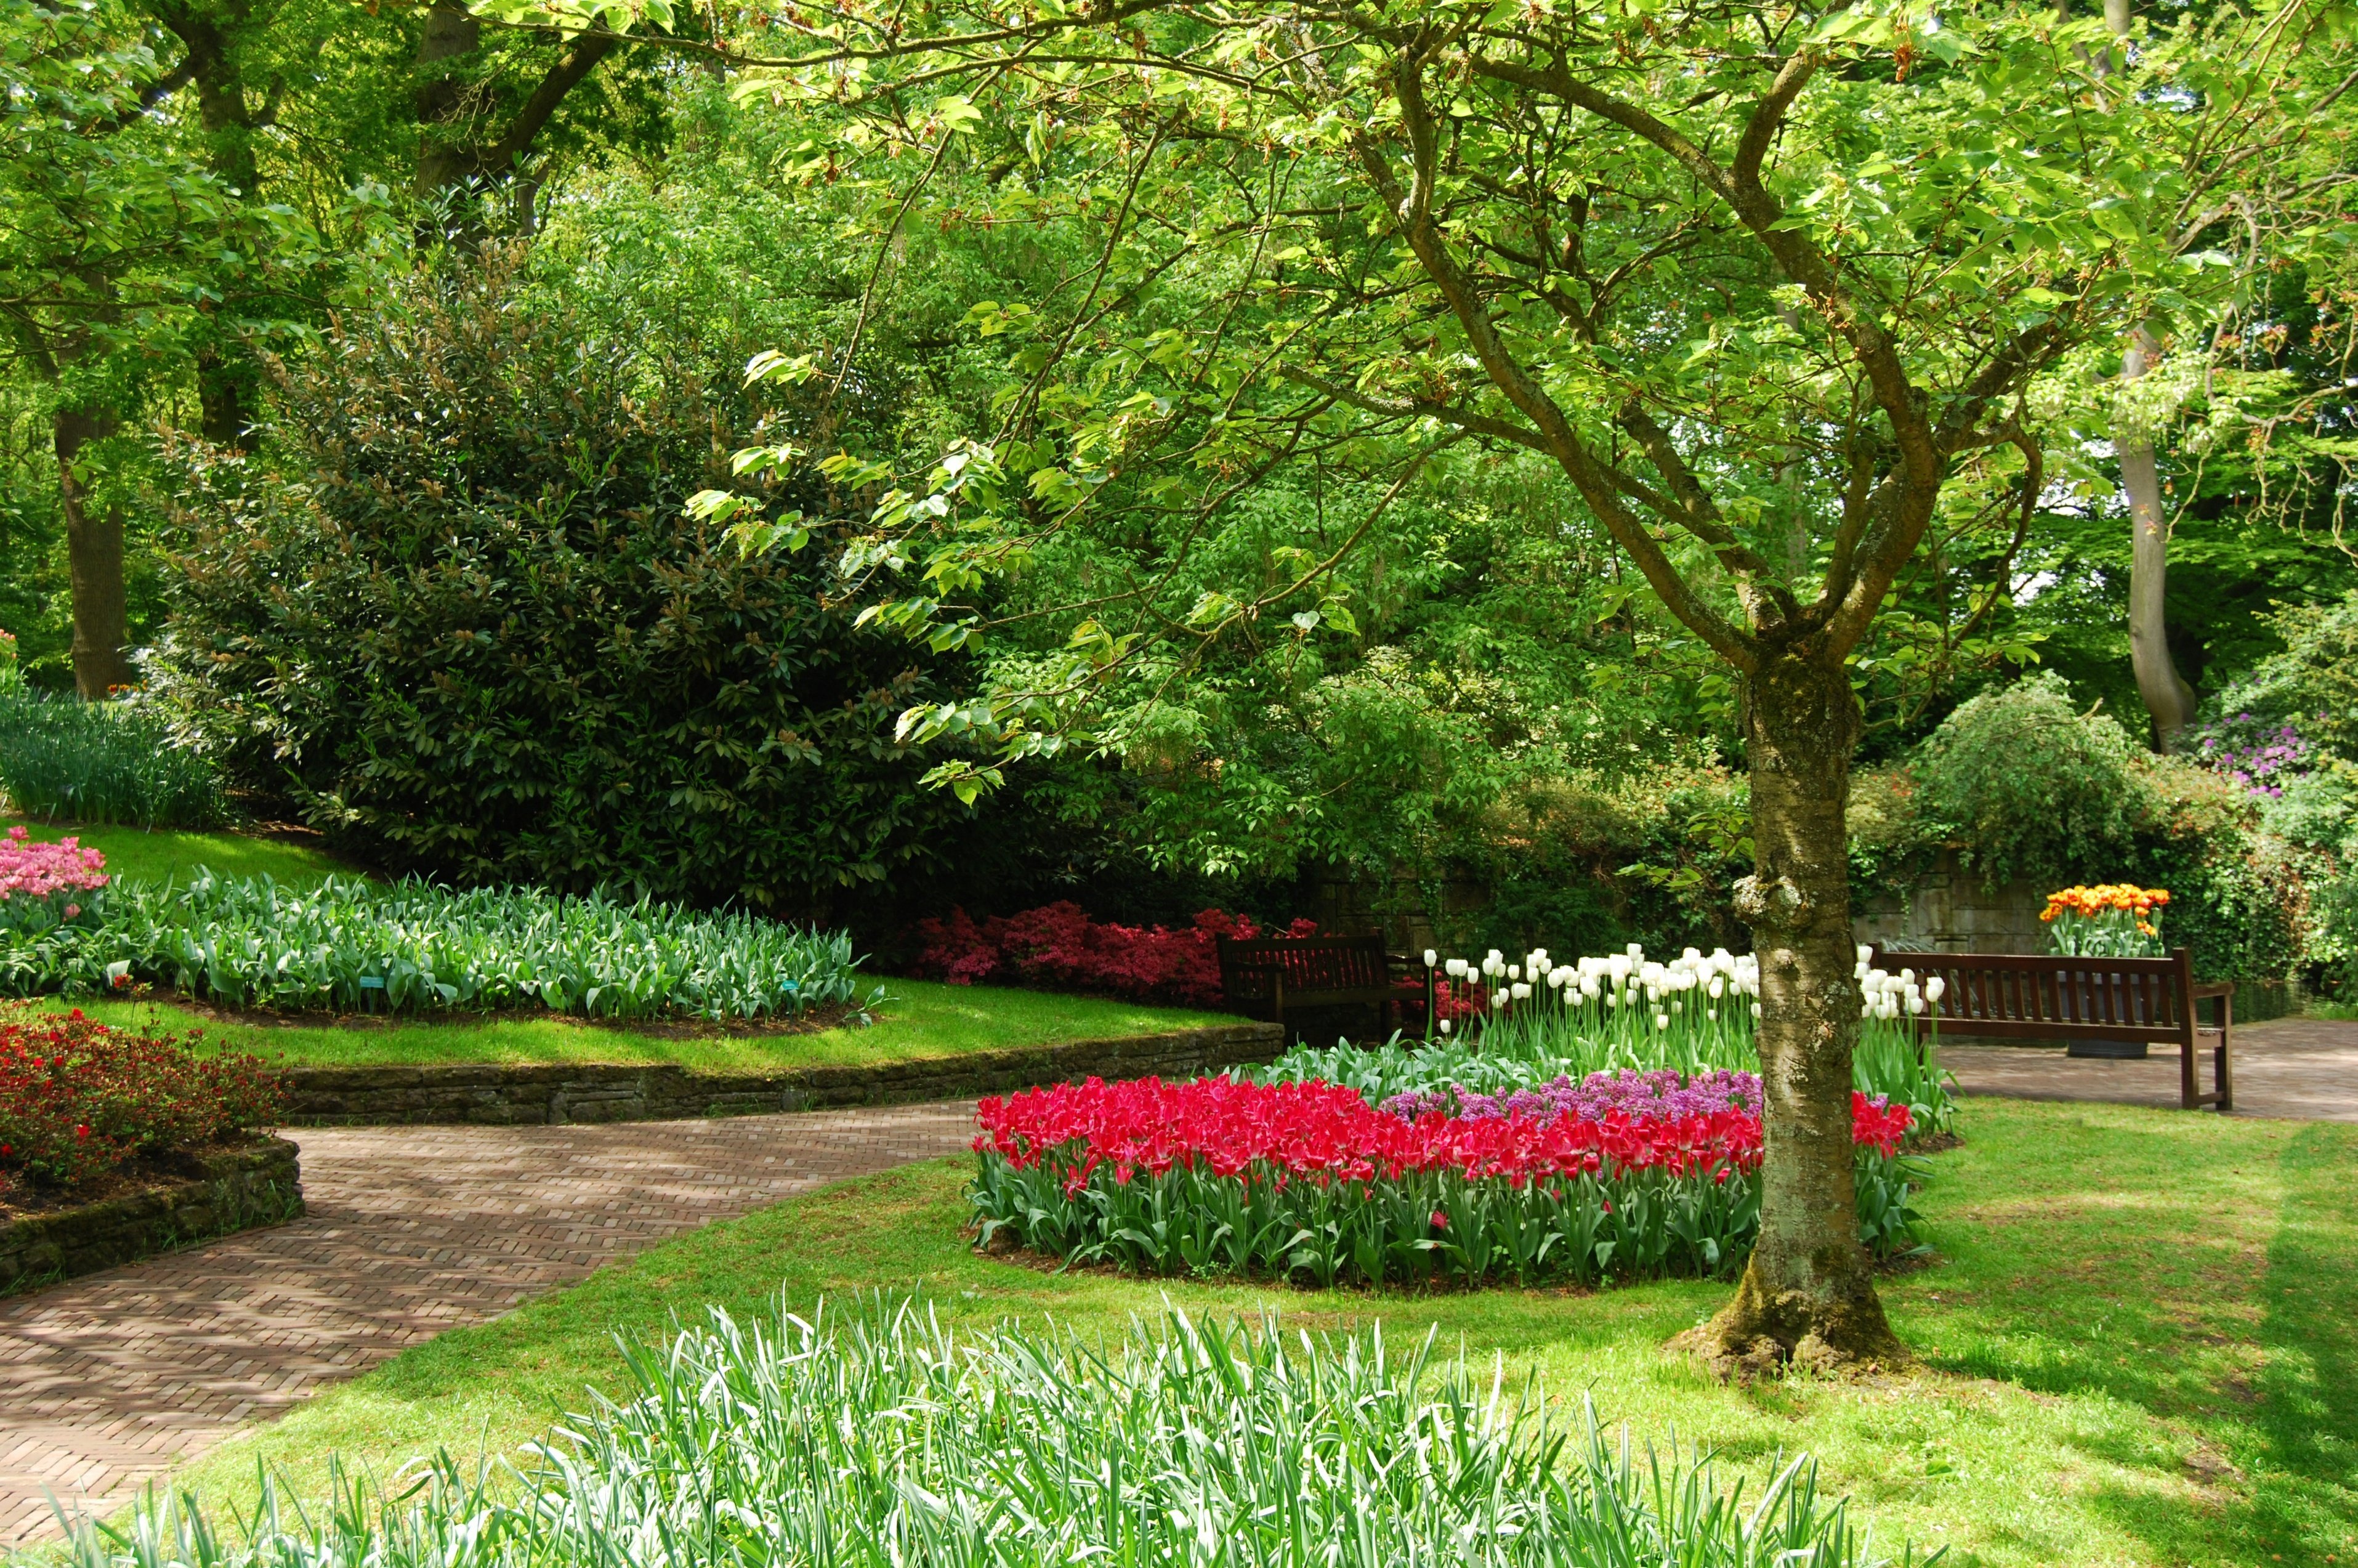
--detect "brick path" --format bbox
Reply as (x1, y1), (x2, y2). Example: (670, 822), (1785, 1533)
(1945, 1014), (2358, 1121)
(0, 1102), (979, 1549)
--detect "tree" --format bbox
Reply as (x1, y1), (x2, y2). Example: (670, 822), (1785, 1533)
(0, 0), (230, 694)
(541, 0), (2343, 1367)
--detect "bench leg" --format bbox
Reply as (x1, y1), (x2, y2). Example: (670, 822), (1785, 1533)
(2180, 1035), (2199, 1111)
(2215, 995), (2233, 1113)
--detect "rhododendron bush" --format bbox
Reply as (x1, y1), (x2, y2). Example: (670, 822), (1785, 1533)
(911, 902), (1315, 1007)
(971, 1073), (1921, 1289)
(0, 1007), (286, 1196)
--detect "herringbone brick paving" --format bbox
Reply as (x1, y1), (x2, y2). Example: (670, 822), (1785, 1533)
(0, 1102), (979, 1549)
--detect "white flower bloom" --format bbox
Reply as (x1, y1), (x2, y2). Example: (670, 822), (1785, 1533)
(1445, 958), (1467, 978)
(1907, 994), (1924, 1015)
(1492, 992), (1508, 1009)
(1511, 982), (1532, 1000)
(1857, 944), (1873, 963)
(1423, 948), (1438, 968)
(1439, 1019), (1453, 1035)
(1925, 976), (1946, 1001)
(1752, 1003), (1763, 1019)
(1653, 1012), (1670, 1030)
(1707, 1008), (1718, 1021)
(1708, 976), (1725, 1000)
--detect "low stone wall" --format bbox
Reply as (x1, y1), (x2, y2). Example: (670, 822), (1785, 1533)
(281, 1021), (1286, 1127)
(0, 1136), (303, 1295)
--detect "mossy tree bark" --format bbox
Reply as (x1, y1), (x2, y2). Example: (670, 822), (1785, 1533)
(1689, 650), (1907, 1376)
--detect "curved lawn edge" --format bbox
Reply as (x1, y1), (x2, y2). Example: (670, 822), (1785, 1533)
(281, 1021), (1282, 1125)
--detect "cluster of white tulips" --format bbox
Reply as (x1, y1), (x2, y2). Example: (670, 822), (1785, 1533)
(1413, 940), (1945, 1062)
(1853, 944), (1946, 1021)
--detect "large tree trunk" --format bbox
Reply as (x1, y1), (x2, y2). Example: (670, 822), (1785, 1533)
(1686, 650), (1906, 1376)
(2122, 330), (2195, 748)
(55, 407), (137, 698)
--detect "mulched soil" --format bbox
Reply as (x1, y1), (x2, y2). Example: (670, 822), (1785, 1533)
(0, 1138), (263, 1225)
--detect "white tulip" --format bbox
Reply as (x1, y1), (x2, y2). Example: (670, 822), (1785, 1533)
(1653, 1012), (1670, 1030)
(1445, 958), (1466, 978)
(1707, 1008), (1718, 1022)
(1492, 992), (1508, 1009)
(1439, 1019), (1453, 1035)
(1856, 944), (1873, 963)
(1708, 977), (1725, 1000)
(1511, 982), (1532, 1000)
(1423, 948), (1438, 968)
(1925, 976), (1946, 1001)
(1752, 1003), (1763, 1019)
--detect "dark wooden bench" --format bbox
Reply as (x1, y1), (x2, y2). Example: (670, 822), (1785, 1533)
(1870, 946), (2234, 1111)
(1215, 934), (1418, 1038)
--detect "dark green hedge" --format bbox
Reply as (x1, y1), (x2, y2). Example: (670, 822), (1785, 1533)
(149, 255), (967, 916)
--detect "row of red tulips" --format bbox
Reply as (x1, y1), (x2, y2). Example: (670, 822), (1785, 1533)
(970, 1075), (1923, 1288)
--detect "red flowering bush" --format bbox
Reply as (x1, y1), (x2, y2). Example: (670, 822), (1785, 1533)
(970, 1075), (1920, 1288)
(910, 903), (1317, 1007)
(0, 1007), (286, 1196)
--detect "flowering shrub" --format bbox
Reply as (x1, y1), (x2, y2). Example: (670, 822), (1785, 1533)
(910, 902), (1316, 1007)
(0, 826), (110, 937)
(971, 1075), (1919, 1288)
(2041, 883), (2170, 958)
(2190, 711), (2316, 798)
(0, 1007), (285, 1195)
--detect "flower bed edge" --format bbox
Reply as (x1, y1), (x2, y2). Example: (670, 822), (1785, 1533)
(0, 1135), (303, 1295)
(280, 1022), (1286, 1126)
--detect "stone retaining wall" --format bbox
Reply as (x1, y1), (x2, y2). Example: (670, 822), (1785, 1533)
(0, 1137), (303, 1295)
(281, 1021), (1285, 1126)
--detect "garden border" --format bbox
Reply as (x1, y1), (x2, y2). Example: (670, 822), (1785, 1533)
(0, 1136), (303, 1294)
(280, 1021), (1285, 1126)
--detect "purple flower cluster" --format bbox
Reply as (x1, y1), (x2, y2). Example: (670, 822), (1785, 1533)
(1380, 1068), (1765, 1123)
(2195, 713), (2314, 798)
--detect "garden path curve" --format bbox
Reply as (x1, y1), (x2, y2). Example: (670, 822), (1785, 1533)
(1944, 1012), (2358, 1121)
(0, 1102), (980, 1550)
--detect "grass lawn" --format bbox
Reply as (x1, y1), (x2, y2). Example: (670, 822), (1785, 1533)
(1, 817), (352, 888)
(57, 982), (1238, 1071)
(134, 1097), (2354, 1568)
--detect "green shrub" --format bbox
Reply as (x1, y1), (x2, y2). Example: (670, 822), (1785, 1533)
(0, 671), (229, 830)
(1910, 673), (2146, 887)
(1, 871), (878, 1022)
(71, 1299), (1921, 1568)
(147, 251), (966, 915)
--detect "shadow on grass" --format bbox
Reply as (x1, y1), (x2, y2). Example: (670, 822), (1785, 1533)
(1908, 1105), (2357, 1565)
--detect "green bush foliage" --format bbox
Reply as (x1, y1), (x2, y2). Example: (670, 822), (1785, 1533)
(147, 253), (965, 915)
(1852, 673), (2303, 982)
(0, 871), (878, 1022)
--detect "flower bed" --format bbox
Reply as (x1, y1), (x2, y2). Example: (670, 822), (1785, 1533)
(1, 1005), (285, 1202)
(971, 1073), (1920, 1288)
(0, 826), (110, 936)
(1, 868), (881, 1022)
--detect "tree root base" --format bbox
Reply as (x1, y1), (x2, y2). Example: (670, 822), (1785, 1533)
(1673, 1272), (1911, 1383)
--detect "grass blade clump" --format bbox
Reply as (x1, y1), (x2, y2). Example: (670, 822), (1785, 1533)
(67, 1296), (1934, 1567)
(1, 872), (877, 1022)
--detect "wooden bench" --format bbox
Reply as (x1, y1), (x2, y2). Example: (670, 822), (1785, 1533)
(1870, 946), (2234, 1111)
(1215, 934), (1418, 1038)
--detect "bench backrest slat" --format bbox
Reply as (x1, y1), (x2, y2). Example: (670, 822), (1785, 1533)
(1217, 935), (1394, 1002)
(1870, 947), (2199, 1046)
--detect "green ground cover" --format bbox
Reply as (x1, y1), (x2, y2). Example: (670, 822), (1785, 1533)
(55, 982), (1235, 1071)
(125, 1097), (2353, 1568)
(1, 819), (351, 889)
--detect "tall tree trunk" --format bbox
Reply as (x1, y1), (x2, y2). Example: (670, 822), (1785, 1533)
(2090, 0), (2195, 748)
(1687, 649), (1905, 1375)
(2122, 330), (2195, 747)
(55, 408), (137, 698)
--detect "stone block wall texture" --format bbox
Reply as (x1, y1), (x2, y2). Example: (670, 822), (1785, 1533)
(1852, 852), (2049, 955)
(0, 1136), (302, 1293)
(281, 1021), (1285, 1126)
